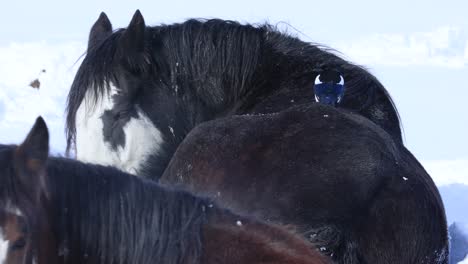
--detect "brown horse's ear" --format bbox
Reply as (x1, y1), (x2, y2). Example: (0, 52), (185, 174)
(14, 117), (49, 195)
(117, 10), (146, 58)
(88, 12), (113, 52)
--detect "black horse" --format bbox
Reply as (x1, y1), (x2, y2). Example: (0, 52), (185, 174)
(66, 11), (401, 178)
(65, 11), (447, 264)
(161, 103), (449, 264)
(0, 117), (330, 264)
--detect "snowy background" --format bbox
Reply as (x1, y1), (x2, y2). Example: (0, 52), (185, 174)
(0, 0), (467, 262)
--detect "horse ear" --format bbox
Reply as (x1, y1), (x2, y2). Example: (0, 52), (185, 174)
(15, 117), (49, 178)
(117, 10), (146, 57)
(88, 12), (113, 52)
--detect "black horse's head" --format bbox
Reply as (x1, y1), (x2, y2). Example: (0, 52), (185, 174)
(0, 117), (53, 264)
(67, 11), (265, 178)
(66, 11), (172, 178)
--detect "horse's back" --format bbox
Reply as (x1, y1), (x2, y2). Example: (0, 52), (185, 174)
(163, 104), (399, 221)
(161, 103), (448, 263)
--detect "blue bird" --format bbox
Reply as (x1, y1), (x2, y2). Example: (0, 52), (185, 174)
(313, 70), (345, 106)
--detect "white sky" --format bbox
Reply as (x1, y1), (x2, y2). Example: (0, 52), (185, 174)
(0, 0), (466, 163)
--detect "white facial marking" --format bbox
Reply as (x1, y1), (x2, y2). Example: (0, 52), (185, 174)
(314, 74), (322, 85)
(0, 227), (9, 264)
(75, 83), (164, 175)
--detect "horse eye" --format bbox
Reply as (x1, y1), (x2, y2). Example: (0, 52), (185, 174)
(9, 237), (26, 251)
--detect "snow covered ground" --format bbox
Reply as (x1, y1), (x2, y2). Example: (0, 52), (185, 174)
(0, 41), (83, 152)
(0, 39), (467, 260)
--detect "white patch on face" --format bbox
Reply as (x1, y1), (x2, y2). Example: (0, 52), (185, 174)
(75, 83), (164, 175)
(0, 228), (9, 264)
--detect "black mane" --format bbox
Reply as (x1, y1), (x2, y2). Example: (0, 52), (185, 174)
(66, 18), (401, 155)
(44, 155), (207, 264)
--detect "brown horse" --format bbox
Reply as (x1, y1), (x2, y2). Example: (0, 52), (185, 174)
(0, 117), (329, 264)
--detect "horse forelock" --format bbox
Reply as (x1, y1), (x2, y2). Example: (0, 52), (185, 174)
(66, 26), (158, 156)
(65, 31), (122, 156)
